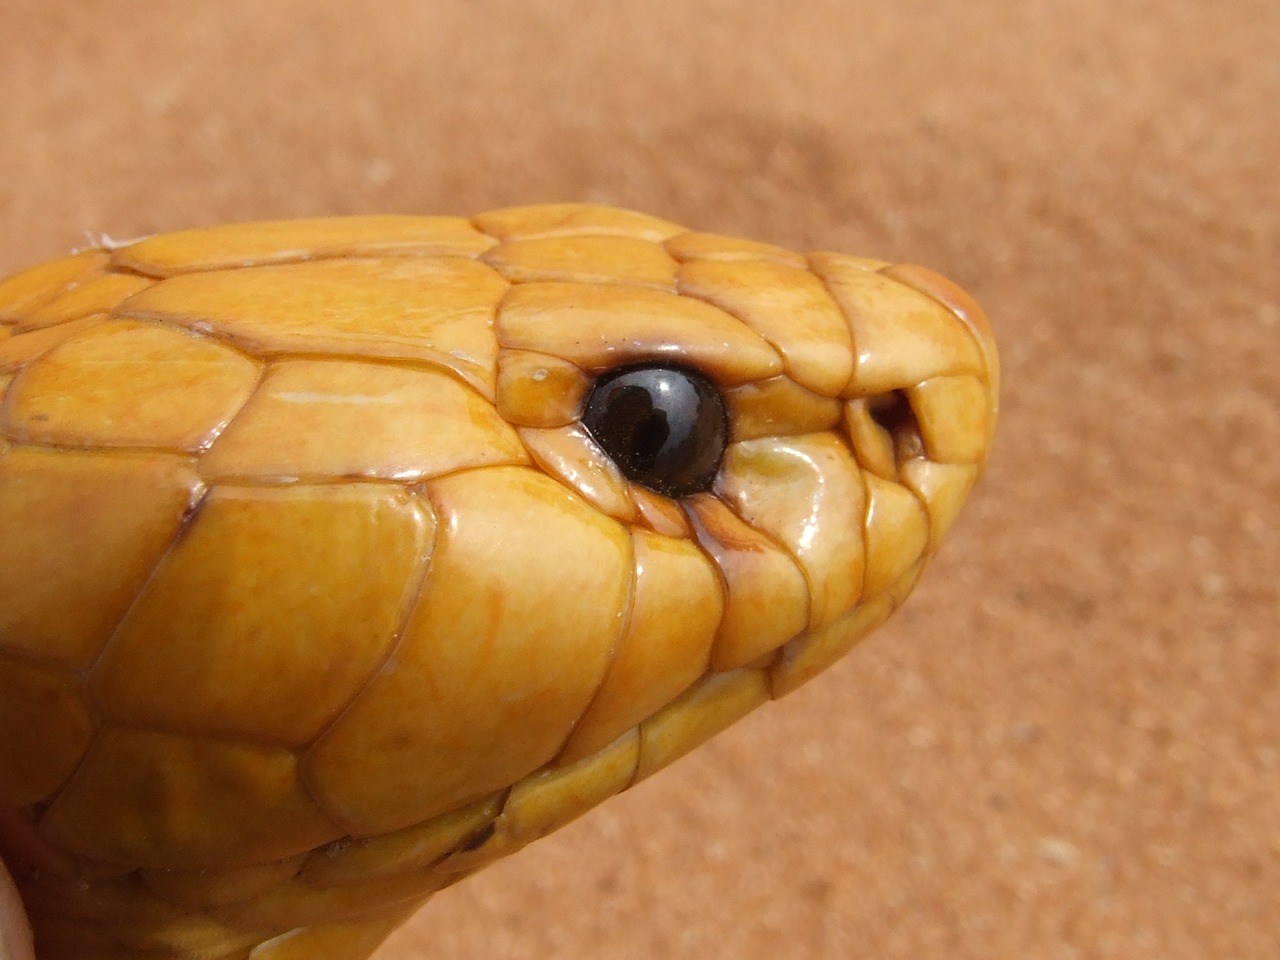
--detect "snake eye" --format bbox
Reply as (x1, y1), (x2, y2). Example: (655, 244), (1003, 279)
(581, 364), (728, 498)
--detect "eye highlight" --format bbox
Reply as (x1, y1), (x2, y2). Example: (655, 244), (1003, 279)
(581, 364), (728, 498)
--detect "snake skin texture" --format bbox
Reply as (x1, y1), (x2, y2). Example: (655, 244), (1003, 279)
(0, 204), (998, 959)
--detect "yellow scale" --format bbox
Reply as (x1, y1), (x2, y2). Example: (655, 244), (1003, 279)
(0, 203), (999, 960)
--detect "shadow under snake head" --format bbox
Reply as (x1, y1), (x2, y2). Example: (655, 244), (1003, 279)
(0, 203), (999, 959)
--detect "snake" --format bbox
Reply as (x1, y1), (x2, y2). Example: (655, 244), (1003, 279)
(0, 203), (999, 960)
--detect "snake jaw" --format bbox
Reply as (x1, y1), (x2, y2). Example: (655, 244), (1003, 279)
(0, 204), (998, 960)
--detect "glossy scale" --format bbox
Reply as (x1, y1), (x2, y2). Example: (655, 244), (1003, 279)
(0, 203), (999, 960)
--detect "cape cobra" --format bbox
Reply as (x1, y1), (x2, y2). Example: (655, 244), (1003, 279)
(0, 203), (999, 960)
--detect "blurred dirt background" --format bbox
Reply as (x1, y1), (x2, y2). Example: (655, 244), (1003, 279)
(1, 2), (1276, 958)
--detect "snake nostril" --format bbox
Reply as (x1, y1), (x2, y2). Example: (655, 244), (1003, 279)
(867, 390), (925, 463)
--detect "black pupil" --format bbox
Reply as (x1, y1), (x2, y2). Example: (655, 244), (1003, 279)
(581, 364), (727, 498)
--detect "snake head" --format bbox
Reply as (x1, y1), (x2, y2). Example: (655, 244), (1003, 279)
(0, 204), (997, 958)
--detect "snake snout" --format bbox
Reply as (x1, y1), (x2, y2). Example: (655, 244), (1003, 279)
(760, 257), (999, 697)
